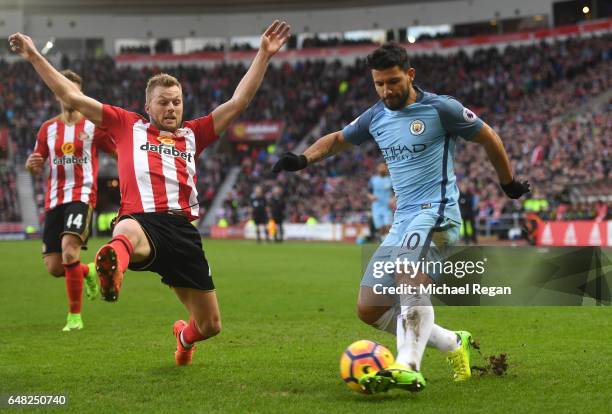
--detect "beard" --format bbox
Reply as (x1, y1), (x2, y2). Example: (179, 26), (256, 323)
(153, 115), (180, 132)
(382, 89), (410, 110)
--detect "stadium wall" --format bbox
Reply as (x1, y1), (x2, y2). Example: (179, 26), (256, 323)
(111, 19), (612, 68)
(538, 221), (612, 247)
(211, 223), (367, 242)
(210, 221), (612, 246)
(1, 0), (555, 54)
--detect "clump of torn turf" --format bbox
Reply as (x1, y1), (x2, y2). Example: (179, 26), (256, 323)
(469, 338), (509, 377)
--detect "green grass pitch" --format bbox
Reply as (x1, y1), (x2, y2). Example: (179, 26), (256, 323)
(0, 238), (610, 413)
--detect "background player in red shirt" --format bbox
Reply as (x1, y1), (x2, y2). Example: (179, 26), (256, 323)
(25, 70), (115, 331)
(10, 20), (290, 364)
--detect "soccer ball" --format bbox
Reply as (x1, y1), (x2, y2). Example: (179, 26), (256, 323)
(339, 340), (395, 393)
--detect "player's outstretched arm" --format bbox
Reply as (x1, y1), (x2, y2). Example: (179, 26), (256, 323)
(473, 123), (530, 199)
(8, 33), (103, 125)
(272, 130), (352, 172)
(212, 20), (291, 136)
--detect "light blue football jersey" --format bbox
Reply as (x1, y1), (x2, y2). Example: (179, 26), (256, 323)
(369, 175), (393, 209)
(342, 86), (483, 223)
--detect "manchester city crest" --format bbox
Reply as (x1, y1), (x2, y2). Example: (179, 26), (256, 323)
(410, 119), (425, 135)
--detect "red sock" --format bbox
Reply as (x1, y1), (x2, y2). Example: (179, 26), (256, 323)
(80, 263), (89, 279)
(64, 261), (83, 314)
(182, 319), (206, 345)
(108, 234), (134, 272)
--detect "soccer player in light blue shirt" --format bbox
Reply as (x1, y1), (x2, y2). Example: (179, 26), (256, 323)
(273, 42), (530, 392)
(368, 163), (394, 237)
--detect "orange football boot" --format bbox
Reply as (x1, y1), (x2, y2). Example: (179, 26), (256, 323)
(174, 320), (196, 366)
(95, 244), (124, 302)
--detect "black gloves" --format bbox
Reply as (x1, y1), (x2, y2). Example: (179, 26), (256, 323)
(501, 179), (531, 199)
(272, 152), (308, 173)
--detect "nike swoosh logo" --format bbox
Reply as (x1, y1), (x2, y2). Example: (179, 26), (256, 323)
(377, 130), (385, 136)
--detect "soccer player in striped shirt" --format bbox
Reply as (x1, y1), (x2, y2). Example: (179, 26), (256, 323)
(10, 20), (290, 365)
(25, 70), (115, 332)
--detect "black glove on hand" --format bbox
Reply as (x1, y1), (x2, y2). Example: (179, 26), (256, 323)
(501, 179), (531, 199)
(272, 152), (308, 173)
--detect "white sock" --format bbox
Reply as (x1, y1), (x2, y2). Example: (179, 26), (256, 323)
(179, 330), (193, 349)
(395, 294), (434, 371)
(373, 305), (459, 352)
(428, 325), (460, 352)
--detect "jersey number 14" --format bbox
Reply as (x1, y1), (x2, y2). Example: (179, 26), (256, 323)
(67, 213), (83, 229)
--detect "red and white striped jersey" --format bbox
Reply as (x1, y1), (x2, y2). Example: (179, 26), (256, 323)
(101, 104), (219, 221)
(34, 116), (115, 211)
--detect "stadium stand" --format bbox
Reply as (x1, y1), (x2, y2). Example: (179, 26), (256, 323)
(301, 36), (376, 49)
(0, 161), (21, 222)
(1, 33), (610, 232)
(221, 34), (612, 225)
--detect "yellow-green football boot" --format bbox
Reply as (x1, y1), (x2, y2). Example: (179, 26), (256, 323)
(62, 313), (83, 332)
(359, 362), (426, 393)
(446, 330), (474, 381)
(84, 262), (100, 300)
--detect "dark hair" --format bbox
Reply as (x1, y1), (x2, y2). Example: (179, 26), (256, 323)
(366, 42), (410, 71)
(60, 69), (82, 86)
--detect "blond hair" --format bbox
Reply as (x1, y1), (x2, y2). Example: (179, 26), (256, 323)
(145, 73), (181, 102)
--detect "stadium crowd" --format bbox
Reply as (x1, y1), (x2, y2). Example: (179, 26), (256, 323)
(0, 55), (344, 221)
(0, 161), (21, 222)
(219, 34), (612, 225)
(301, 36), (376, 49)
(0, 33), (610, 227)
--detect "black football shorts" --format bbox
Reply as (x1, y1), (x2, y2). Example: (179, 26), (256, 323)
(42, 201), (93, 255)
(117, 212), (215, 291)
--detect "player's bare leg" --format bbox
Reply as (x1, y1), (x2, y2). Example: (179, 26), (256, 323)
(43, 253), (65, 277)
(95, 218), (151, 301)
(357, 287), (394, 327)
(172, 287), (221, 365)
